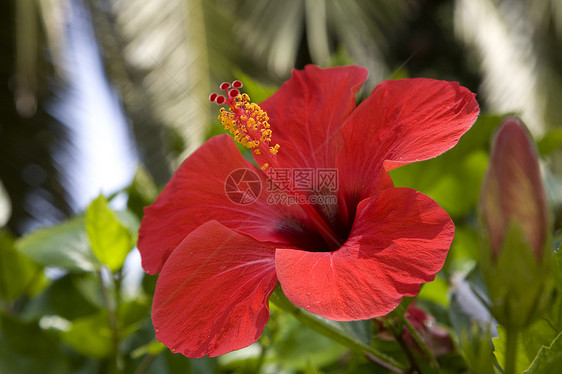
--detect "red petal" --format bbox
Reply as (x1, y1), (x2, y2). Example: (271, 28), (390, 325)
(256, 65), (367, 170)
(275, 188), (454, 320)
(152, 221), (278, 358)
(338, 78), (479, 199)
(138, 135), (302, 274)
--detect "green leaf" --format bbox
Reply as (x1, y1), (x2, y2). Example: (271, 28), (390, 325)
(493, 326), (531, 373)
(418, 276), (450, 307)
(218, 309), (348, 371)
(234, 71), (277, 103)
(524, 331), (562, 373)
(0, 315), (66, 374)
(114, 209), (140, 235)
(390, 115), (502, 219)
(0, 230), (44, 301)
(126, 165), (159, 218)
(0, 315), (58, 358)
(518, 292), (562, 368)
(131, 339), (166, 358)
(481, 222), (552, 328)
(553, 250), (562, 290)
(269, 286), (405, 372)
(86, 195), (134, 271)
(72, 272), (105, 309)
(304, 361), (323, 374)
(447, 226), (479, 272)
(269, 312), (348, 370)
(16, 216), (99, 272)
(537, 128), (562, 156)
(22, 274), (99, 321)
(214, 343), (261, 369)
(326, 46), (355, 69)
(118, 299), (151, 335)
(60, 312), (113, 358)
(458, 324), (495, 374)
(130, 165), (158, 202)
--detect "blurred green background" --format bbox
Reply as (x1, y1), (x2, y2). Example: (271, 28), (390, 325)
(1, 0), (562, 373)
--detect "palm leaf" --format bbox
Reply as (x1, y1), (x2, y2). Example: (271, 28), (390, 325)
(454, 0), (562, 135)
(86, 0), (248, 183)
(236, 0), (413, 88)
(0, 0), (73, 234)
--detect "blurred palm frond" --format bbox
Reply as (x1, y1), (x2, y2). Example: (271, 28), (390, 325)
(1, 0), (74, 234)
(86, 0), (247, 181)
(454, 0), (562, 136)
(237, 0), (414, 87)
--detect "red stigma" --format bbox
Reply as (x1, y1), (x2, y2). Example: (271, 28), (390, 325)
(211, 80), (247, 108)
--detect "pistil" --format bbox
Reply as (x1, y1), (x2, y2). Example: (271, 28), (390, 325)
(211, 81), (343, 251)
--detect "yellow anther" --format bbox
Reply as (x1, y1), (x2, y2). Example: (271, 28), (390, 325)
(270, 144), (280, 155)
(217, 92), (278, 157)
(212, 83), (281, 170)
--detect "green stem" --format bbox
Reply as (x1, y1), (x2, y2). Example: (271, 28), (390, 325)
(504, 327), (519, 374)
(380, 317), (421, 374)
(393, 329), (421, 373)
(97, 268), (124, 374)
(255, 345), (267, 373)
(134, 354), (156, 374)
(114, 269), (124, 373)
(364, 352), (405, 373)
(269, 286), (406, 373)
(3, 268), (44, 316)
(401, 315), (439, 370)
(255, 331), (271, 374)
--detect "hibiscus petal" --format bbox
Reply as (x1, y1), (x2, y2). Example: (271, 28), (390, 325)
(275, 188), (454, 321)
(152, 220), (278, 358)
(138, 135), (304, 274)
(256, 65), (367, 170)
(338, 78), (479, 199)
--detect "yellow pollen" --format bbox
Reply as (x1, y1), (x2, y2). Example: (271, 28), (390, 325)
(270, 144), (280, 155)
(217, 93), (280, 155)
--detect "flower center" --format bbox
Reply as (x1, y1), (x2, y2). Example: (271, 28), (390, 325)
(210, 81), (280, 170)
(211, 80), (343, 251)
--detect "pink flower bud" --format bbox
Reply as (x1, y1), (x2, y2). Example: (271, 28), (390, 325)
(480, 117), (548, 259)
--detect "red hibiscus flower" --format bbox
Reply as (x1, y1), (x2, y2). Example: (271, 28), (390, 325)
(138, 65), (479, 358)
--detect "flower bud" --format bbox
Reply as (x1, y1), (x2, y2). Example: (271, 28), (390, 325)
(478, 117), (552, 328)
(480, 117), (548, 259)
